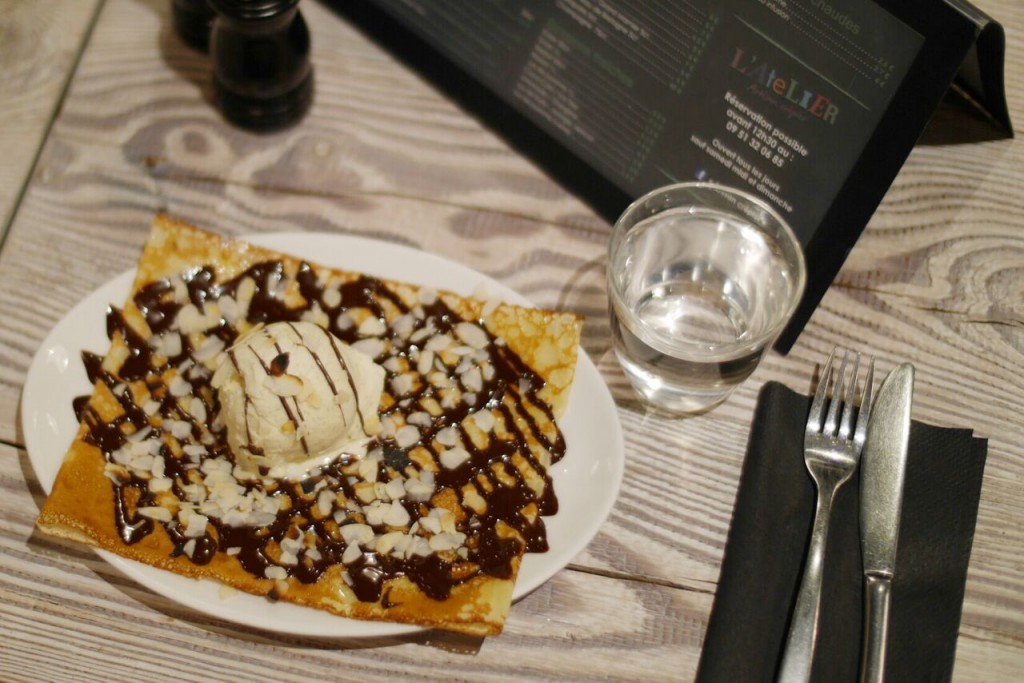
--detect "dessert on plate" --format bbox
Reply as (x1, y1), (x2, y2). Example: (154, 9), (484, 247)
(36, 215), (582, 635)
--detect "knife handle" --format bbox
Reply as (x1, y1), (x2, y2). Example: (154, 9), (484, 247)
(860, 574), (892, 683)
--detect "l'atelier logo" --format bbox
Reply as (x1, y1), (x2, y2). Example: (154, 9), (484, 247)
(730, 47), (839, 124)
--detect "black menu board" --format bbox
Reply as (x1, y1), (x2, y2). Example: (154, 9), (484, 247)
(329, 0), (1011, 350)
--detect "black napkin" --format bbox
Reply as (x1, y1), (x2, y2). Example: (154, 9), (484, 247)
(696, 382), (988, 682)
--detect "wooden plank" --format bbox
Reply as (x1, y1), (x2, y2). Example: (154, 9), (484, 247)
(5, 143), (1024, 680)
(0, 0), (101, 230)
(42, 0), (598, 227)
(2, 448), (705, 682)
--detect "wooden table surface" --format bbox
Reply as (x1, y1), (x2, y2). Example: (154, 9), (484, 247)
(1, 1), (1022, 680)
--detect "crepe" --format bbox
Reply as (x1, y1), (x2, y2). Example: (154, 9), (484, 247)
(37, 215), (582, 635)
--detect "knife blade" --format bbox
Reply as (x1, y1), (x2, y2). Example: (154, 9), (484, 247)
(859, 363), (914, 683)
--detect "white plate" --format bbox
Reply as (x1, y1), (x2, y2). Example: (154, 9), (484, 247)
(22, 232), (625, 638)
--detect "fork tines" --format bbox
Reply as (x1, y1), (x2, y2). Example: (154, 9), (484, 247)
(809, 348), (875, 447)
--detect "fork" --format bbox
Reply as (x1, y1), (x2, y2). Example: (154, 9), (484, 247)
(777, 348), (875, 683)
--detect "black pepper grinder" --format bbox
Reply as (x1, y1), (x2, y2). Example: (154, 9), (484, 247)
(208, 0), (313, 132)
(172, 0), (215, 52)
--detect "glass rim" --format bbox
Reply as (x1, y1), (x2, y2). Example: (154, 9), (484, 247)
(606, 181), (808, 353)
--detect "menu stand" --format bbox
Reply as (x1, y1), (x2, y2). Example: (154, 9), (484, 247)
(328, 0), (1012, 350)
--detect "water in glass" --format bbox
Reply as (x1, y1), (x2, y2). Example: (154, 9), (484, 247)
(609, 205), (797, 413)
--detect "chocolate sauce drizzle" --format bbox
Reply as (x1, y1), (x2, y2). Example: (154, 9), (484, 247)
(75, 260), (565, 604)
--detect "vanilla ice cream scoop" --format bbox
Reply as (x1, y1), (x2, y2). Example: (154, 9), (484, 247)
(212, 321), (385, 479)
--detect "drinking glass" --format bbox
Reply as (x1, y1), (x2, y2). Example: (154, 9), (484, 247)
(607, 182), (806, 414)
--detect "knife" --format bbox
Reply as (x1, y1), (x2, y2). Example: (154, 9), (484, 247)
(859, 363), (914, 683)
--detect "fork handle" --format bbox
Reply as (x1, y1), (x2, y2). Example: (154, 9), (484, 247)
(860, 574), (892, 683)
(777, 486), (836, 683)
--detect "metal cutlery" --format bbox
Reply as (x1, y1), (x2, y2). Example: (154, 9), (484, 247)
(778, 348), (875, 683)
(858, 363), (914, 683)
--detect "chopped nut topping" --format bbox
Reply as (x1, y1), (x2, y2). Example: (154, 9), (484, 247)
(81, 254), (567, 605)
